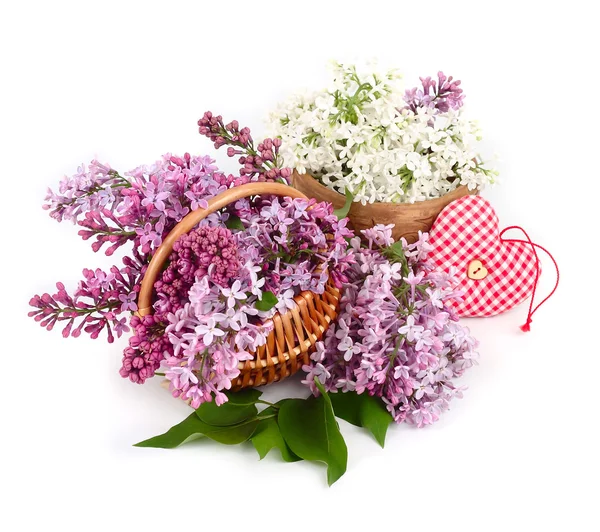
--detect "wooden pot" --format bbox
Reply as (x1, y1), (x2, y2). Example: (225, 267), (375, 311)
(293, 171), (478, 243)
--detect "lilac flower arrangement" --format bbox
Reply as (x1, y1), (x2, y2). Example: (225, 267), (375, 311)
(30, 110), (481, 486)
(302, 225), (479, 427)
(135, 224), (480, 485)
(29, 116), (354, 407)
(149, 197), (353, 407)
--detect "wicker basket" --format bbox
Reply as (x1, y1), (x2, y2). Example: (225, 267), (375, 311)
(136, 182), (341, 390)
(293, 170), (477, 244)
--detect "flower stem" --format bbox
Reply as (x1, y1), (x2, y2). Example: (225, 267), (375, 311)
(256, 399), (279, 409)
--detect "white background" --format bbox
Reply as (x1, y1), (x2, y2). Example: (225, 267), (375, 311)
(1, 1), (597, 531)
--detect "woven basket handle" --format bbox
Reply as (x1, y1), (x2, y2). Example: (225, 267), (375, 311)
(137, 182), (308, 316)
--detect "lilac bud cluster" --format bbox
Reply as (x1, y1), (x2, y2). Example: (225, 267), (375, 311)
(198, 111), (292, 183)
(28, 257), (145, 343)
(153, 226), (241, 318)
(120, 315), (171, 384)
(404, 71), (465, 113)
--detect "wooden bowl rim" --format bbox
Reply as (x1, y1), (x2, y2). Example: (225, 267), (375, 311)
(292, 170), (475, 211)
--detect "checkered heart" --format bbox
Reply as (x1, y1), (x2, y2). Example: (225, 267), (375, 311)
(428, 195), (537, 317)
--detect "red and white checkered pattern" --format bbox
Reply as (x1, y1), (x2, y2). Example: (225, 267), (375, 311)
(428, 195), (537, 317)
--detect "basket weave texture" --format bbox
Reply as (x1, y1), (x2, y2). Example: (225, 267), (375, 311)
(136, 182), (341, 390)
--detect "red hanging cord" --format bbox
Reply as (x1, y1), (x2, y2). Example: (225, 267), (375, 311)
(499, 226), (560, 332)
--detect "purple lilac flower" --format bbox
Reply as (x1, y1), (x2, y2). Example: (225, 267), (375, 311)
(33, 143), (358, 404)
(157, 195), (356, 407)
(198, 112), (293, 184)
(152, 225), (241, 322)
(302, 225), (479, 428)
(234, 196), (355, 296)
(43, 153), (246, 257)
(28, 256), (146, 343)
(404, 71), (465, 114)
(120, 314), (171, 384)
(163, 303), (255, 408)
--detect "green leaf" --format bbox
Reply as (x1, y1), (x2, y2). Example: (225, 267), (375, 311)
(223, 388), (262, 406)
(196, 398), (258, 427)
(254, 291), (278, 312)
(134, 413), (260, 448)
(382, 241), (410, 275)
(333, 188), (354, 220)
(278, 379), (348, 486)
(251, 407), (301, 463)
(195, 388), (262, 426)
(203, 418), (260, 445)
(383, 241), (405, 260)
(225, 214), (244, 230)
(133, 413), (212, 449)
(329, 391), (393, 448)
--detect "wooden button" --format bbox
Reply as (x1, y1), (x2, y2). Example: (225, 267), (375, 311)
(467, 259), (488, 280)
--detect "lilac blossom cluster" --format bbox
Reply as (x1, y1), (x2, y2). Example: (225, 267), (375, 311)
(119, 226), (247, 386)
(302, 225), (479, 428)
(403, 71), (465, 113)
(31, 154), (241, 345)
(154, 226), (241, 317)
(156, 200), (355, 407)
(162, 279), (264, 407)
(233, 196), (355, 297)
(121, 314), (171, 384)
(198, 112), (292, 183)
(43, 153), (236, 256)
(28, 254), (145, 343)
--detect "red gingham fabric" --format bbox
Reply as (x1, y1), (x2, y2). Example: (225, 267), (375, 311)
(428, 195), (537, 317)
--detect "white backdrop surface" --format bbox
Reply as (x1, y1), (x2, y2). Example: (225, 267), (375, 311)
(1, 1), (597, 531)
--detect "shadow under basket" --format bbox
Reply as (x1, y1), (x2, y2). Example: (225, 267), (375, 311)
(293, 170), (478, 244)
(135, 181), (342, 391)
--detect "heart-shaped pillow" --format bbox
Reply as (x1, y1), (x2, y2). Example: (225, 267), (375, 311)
(428, 195), (537, 317)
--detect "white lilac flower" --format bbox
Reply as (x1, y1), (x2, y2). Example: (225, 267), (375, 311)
(268, 62), (497, 204)
(220, 280), (247, 308)
(194, 318), (226, 346)
(276, 289), (297, 312)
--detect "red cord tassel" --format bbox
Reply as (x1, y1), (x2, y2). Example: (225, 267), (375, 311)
(500, 226), (560, 332)
(520, 319), (532, 333)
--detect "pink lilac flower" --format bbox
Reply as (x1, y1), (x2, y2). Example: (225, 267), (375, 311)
(221, 280), (247, 308)
(302, 225), (479, 428)
(195, 318), (226, 346)
(163, 303), (254, 407)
